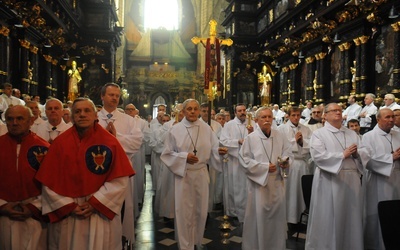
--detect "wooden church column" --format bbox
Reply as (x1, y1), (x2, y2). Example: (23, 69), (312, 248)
(305, 56), (315, 103)
(391, 22), (400, 94)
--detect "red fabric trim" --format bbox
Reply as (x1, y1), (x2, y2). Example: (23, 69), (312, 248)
(26, 203), (49, 222)
(88, 196), (115, 220)
(47, 202), (77, 223)
(204, 38), (211, 91)
(216, 39), (221, 95)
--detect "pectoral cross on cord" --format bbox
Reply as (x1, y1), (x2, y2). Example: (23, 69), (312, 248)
(186, 126), (200, 155)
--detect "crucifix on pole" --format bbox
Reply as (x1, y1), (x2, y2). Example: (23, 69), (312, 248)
(192, 19), (233, 125)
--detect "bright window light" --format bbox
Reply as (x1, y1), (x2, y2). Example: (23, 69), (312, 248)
(144, 0), (178, 30)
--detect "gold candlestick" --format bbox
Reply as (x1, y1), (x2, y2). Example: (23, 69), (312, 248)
(219, 215), (232, 244)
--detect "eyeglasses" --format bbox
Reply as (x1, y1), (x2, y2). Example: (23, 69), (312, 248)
(312, 111), (321, 114)
(326, 109), (342, 113)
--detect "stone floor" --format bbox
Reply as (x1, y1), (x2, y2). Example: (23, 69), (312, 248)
(130, 164), (306, 250)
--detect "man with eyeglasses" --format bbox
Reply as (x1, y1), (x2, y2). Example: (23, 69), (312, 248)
(359, 93), (378, 134)
(306, 103), (364, 250)
(361, 108), (400, 249)
(304, 106), (323, 132)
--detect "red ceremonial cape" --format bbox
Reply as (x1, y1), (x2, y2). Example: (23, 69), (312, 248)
(0, 132), (50, 201)
(36, 123), (134, 197)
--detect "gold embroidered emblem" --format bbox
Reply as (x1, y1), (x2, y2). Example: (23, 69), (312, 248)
(91, 146), (107, 170)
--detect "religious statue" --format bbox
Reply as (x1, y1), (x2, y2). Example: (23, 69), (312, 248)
(27, 60), (33, 81)
(67, 60), (82, 101)
(287, 80), (292, 105)
(350, 60), (356, 94)
(313, 70), (318, 100)
(258, 64), (274, 106)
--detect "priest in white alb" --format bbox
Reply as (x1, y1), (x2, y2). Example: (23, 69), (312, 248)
(277, 106), (312, 224)
(239, 107), (292, 250)
(360, 108), (400, 249)
(306, 103), (364, 250)
(160, 99), (227, 250)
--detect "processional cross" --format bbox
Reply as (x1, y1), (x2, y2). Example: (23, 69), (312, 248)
(192, 19), (233, 124)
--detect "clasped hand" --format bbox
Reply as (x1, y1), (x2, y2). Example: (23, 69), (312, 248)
(295, 131), (303, 146)
(218, 147), (228, 155)
(0, 202), (32, 221)
(72, 202), (95, 219)
(343, 144), (358, 158)
(106, 122), (116, 136)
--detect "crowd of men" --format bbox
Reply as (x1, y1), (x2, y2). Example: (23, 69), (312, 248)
(1, 80), (400, 250)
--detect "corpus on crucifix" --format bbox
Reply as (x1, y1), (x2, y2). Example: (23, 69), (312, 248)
(192, 19), (233, 124)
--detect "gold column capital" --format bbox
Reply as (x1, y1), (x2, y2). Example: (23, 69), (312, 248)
(289, 63), (298, 70)
(0, 26), (10, 37)
(392, 22), (400, 32)
(43, 54), (52, 63)
(315, 52), (327, 60)
(359, 35), (369, 44)
(306, 56), (315, 64)
(353, 37), (361, 46)
(343, 42), (352, 50)
(19, 39), (30, 49)
(282, 67), (290, 72)
(29, 45), (38, 54)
